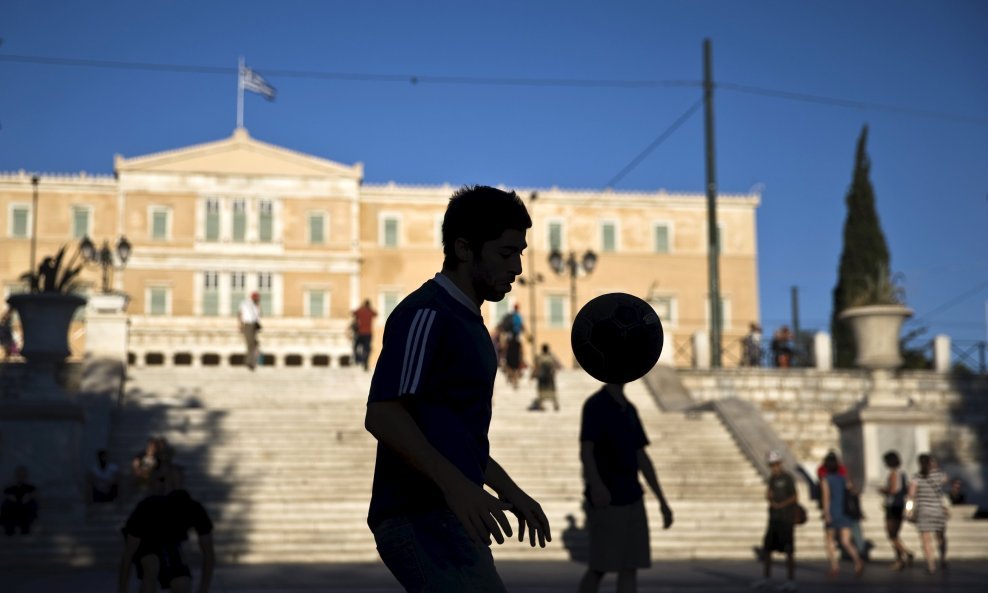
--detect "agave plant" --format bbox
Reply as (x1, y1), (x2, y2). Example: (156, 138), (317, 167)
(18, 245), (86, 294)
(849, 264), (906, 307)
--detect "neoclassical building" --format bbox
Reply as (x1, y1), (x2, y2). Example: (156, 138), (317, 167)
(0, 129), (761, 367)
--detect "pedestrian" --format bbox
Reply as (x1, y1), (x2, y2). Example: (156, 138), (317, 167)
(771, 325), (794, 368)
(0, 308), (17, 359)
(878, 450), (913, 571)
(752, 450), (798, 591)
(88, 449), (120, 505)
(130, 437), (160, 498)
(908, 453), (948, 574)
(352, 299), (377, 370)
(238, 291), (261, 370)
(578, 382), (673, 593)
(820, 451), (864, 577)
(364, 185), (550, 593)
(531, 343), (562, 411)
(117, 464), (214, 593)
(1, 466), (37, 536)
(948, 478), (966, 505)
(743, 322), (762, 367)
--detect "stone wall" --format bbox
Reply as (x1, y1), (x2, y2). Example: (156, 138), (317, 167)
(677, 368), (988, 499)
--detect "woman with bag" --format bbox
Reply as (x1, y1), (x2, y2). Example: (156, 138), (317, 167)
(820, 452), (864, 577)
(908, 453), (948, 574)
(879, 450), (914, 571)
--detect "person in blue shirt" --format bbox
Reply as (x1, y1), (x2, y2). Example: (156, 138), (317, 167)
(364, 185), (551, 593)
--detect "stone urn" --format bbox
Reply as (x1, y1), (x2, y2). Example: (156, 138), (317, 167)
(838, 304), (913, 370)
(6, 293), (87, 363)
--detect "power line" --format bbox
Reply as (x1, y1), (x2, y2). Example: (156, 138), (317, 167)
(906, 280), (988, 326)
(605, 98), (704, 188)
(717, 82), (988, 126)
(0, 53), (697, 89)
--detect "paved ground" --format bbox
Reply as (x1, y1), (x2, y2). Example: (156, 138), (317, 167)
(5, 559), (980, 592)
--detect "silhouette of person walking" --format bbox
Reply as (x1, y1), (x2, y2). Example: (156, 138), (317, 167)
(352, 299), (377, 370)
(579, 383), (672, 593)
(752, 450), (798, 591)
(531, 343), (562, 411)
(364, 186), (551, 592)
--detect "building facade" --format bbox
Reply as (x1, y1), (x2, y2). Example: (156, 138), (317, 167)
(0, 129), (761, 367)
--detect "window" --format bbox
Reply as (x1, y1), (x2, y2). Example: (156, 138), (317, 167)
(548, 221), (563, 251)
(600, 221), (617, 253)
(9, 205), (30, 238)
(205, 198), (220, 242)
(308, 213), (325, 245)
(492, 299), (512, 326)
(547, 295), (567, 328)
(381, 291), (401, 321)
(382, 216), (399, 248)
(151, 207), (170, 241)
(232, 199), (247, 242)
(648, 295), (677, 326)
(306, 290), (326, 318)
(202, 272), (220, 316)
(259, 200), (273, 243)
(230, 272), (247, 315)
(653, 223), (670, 254)
(148, 286), (169, 316)
(257, 273), (273, 316)
(72, 206), (90, 240)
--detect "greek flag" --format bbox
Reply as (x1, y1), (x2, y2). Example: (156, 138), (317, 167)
(242, 67), (276, 101)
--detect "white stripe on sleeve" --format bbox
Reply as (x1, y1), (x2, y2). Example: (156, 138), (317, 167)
(399, 309), (426, 395)
(409, 310), (437, 394)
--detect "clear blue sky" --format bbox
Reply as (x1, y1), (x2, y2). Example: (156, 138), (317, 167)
(2, 0), (986, 346)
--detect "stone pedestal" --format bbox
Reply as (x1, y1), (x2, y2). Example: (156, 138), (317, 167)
(833, 403), (930, 490)
(85, 293), (130, 363)
(0, 399), (86, 522)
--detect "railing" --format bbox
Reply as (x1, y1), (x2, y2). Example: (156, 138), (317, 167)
(952, 340), (987, 375)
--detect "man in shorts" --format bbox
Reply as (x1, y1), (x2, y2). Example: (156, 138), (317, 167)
(579, 383), (673, 593)
(365, 185), (551, 593)
(753, 450), (798, 591)
(117, 455), (214, 593)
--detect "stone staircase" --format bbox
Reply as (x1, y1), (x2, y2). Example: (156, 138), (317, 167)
(2, 367), (986, 566)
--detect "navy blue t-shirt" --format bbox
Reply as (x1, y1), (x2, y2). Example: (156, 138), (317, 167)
(367, 278), (499, 530)
(580, 388), (650, 506)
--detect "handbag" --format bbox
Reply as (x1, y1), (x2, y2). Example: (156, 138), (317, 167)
(844, 491), (863, 520)
(254, 321), (262, 332)
(794, 503), (808, 526)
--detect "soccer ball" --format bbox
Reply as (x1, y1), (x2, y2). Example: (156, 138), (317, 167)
(571, 292), (664, 384)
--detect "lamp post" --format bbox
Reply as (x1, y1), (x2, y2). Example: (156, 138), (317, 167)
(80, 235), (132, 293)
(548, 248), (598, 328)
(30, 175), (39, 274)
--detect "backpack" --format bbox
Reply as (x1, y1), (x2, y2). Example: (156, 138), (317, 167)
(498, 313), (514, 334)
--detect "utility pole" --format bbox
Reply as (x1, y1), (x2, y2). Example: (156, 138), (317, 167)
(791, 285), (801, 362)
(30, 175), (39, 275)
(703, 38), (722, 367)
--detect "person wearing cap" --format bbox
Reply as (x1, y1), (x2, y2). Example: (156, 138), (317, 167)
(237, 291), (262, 370)
(753, 450), (798, 591)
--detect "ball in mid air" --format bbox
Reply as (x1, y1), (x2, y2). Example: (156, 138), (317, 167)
(571, 292), (664, 384)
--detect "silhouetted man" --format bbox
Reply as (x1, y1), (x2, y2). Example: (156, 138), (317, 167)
(579, 383), (672, 593)
(365, 185), (550, 592)
(753, 450), (798, 591)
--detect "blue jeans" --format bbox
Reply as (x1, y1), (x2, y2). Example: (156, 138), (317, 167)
(373, 509), (508, 593)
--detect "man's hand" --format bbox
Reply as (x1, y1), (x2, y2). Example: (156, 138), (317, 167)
(443, 477), (514, 546)
(588, 482), (611, 509)
(660, 502), (674, 529)
(500, 489), (552, 548)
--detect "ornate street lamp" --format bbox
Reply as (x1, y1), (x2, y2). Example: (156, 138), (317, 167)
(548, 248), (598, 327)
(80, 235), (132, 293)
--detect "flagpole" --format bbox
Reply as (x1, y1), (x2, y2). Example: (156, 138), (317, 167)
(236, 56), (245, 129)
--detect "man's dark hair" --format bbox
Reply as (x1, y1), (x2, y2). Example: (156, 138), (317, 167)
(823, 451), (839, 474)
(442, 185), (532, 266)
(883, 450), (900, 468)
(918, 453), (931, 476)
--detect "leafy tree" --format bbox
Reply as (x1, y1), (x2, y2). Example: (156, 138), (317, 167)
(831, 125), (892, 368)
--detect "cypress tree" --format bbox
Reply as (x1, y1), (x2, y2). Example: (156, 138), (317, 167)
(831, 125), (891, 368)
